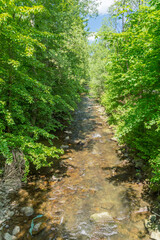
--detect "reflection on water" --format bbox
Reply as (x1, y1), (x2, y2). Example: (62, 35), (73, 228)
(3, 95), (150, 240)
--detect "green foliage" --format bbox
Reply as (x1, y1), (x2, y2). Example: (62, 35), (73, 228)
(90, 1), (160, 190)
(0, 0), (93, 177)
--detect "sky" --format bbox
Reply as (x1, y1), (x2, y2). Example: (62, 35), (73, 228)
(88, 0), (115, 41)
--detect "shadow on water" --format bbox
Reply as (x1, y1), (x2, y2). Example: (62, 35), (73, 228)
(103, 164), (137, 185)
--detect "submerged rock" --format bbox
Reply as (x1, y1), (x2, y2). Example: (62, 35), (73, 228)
(21, 206), (34, 216)
(90, 212), (113, 223)
(12, 226), (20, 236)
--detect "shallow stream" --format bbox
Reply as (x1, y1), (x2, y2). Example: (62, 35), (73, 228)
(2, 95), (150, 240)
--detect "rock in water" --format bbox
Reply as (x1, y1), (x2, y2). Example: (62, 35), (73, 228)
(90, 212), (113, 223)
(21, 206), (34, 216)
(92, 133), (101, 138)
(150, 230), (160, 240)
(12, 226), (20, 236)
(4, 233), (17, 240)
(60, 145), (69, 149)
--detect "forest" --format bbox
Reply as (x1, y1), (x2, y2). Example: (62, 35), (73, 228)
(89, 0), (160, 191)
(0, 0), (95, 179)
(0, 0), (160, 192)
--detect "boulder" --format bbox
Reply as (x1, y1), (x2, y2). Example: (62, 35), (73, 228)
(90, 212), (113, 223)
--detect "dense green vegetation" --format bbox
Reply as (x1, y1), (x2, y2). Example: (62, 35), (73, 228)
(1, 0), (160, 191)
(0, 0), (95, 177)
(89, 0), (160, 190)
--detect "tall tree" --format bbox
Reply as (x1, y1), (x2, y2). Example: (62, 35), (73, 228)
(0, 0), (94, 179)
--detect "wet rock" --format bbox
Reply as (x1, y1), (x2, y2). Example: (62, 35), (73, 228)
(111, 137), (117, 142)
(64, 130), (72, 134)
(92, 133), (101, 138)
(12, 226), (20, 236)
(4, 233), (17, 240)
(150, 230), (160, 240)
(90, 212), (113, 223)
(0, 219), (5, 224)
(73, 140), (83, 145)
(132, 207), (149, 221)
(60, 145), (69, 149)
(65, 136), (70, 141)
(21, 206), (34, 216)
(7, 210), (14, 218)
(51, 175), (58, 181)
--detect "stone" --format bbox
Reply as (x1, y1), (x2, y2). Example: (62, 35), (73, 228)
(21, 206), (34, 216)
(60, 145), (69, 149)
(90, 212), (113, 223)
(135, 207), (149, 214)
(51, 175), (57, 181)
(12, 226), (20, 236)
(111, 137), (117, 142)
(7, 210), (14, 217)
(73, 140), (82, 144)
(4, 233), (17, 240)
(92, 133), (101, 138)
(64, 130), (72, 134)
(150, 230), (160, 240)
(0, 219), (5, 224)
(65, 136), (70, 141)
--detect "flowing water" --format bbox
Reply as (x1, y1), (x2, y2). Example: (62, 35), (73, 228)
(3, 95), (150, 239)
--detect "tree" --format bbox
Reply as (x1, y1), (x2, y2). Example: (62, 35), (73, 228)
(89, 0), (160, 190)
(0, 0), (94, 179)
